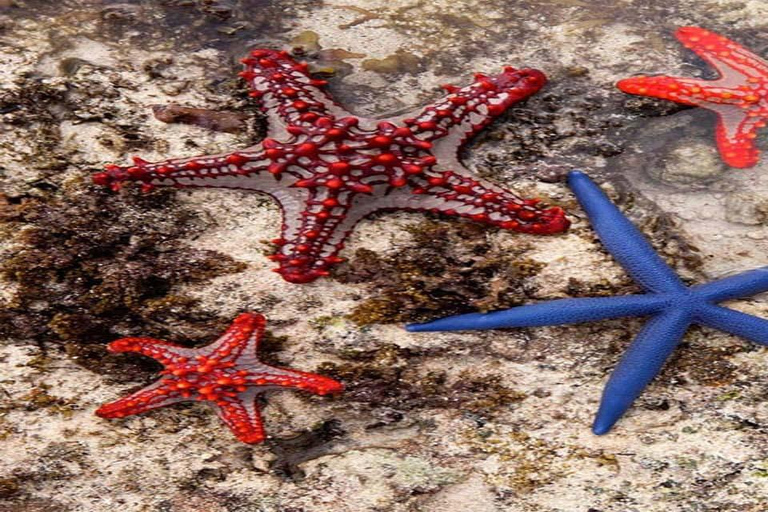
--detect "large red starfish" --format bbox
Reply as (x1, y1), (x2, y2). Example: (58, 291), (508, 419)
(618, 26), (768, 168)
(93, 49), (569, 283)
(96, 313), (343, 444)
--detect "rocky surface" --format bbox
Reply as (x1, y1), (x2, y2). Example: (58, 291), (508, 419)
(1, 1), (767, 511)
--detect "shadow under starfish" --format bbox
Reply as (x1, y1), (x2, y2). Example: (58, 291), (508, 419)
(408, 171), (768, 434)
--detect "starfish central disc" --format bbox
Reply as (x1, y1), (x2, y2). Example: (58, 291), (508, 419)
(92, 49), (569, 283)
(261, 117), (435, 194)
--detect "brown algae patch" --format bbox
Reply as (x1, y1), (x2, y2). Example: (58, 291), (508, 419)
(334, 220), (545, 325)
(0, 184), (245, 373)
(317, 344), (526, 418)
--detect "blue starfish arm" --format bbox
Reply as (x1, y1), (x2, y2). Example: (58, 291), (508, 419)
(406, 295), (669, 332)
(694, 304), (768, 346)
(692, 267), (768, 302)
(568, 171), (686, 294)
(592, 309), (692, 435)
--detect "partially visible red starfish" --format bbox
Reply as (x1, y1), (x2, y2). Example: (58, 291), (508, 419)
(618, 26), (768, 168)
(96, 313), (343, 444)
(92, 49), (569, 283)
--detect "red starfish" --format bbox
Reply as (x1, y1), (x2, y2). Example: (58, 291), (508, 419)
(617, 26), (768, 168)
(92, 49), (569, 283)
(96, 313), (343, 444)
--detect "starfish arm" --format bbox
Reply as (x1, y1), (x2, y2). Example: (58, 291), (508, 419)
(215, 390), (267, 444)
(617, 75), (733, 107)
(92, 148), (278, 192)
(694, 304), (768, 346)
(95, 380), (187, 418)
(386, 171), (570, 235)
(248, 365), (344, 395)
(208, 312), (267, 363)
(241, 49), (353, 134)
(567, 171), (686, 293)
(406, 294), (668, 332)
(712, 105), (763, 168)
(592, 308), (692, 435)
(692, 267), (768, 302)
(216, 369), (341, 443)
(675, 27), (768, 84)
(617, 82), (764, 168)
(106, 337), (197, 362)
(270, 190), (386, 283)
(399, 67), (546, 145)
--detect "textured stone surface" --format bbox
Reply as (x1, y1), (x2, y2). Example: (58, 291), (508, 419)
(1, 1), (768, 511)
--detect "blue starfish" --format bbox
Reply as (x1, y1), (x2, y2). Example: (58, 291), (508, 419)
(407, 171), (768, 435)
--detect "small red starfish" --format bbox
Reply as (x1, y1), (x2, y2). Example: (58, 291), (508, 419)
(96, 313), (343, 444)
(618, 26), (768, 168)
(92, 49), (569, 283)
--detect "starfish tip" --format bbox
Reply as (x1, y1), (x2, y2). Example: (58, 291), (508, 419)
(591, 422), (612, 436)
(495, 67), (548, 93)
(519, 68), (548, 88)
(720, 149), (759, 169)
(615, 76), (653, 94)
(318, 379), (345, 395)
(566, 169), (589, 185)
(94, 401), (129, 419)
(675, 25), (708, 41)
(234, 312), (266, 328)
(533, 211), (571, 235)
(93, 406), (110, 418)
(405, 323), (427, 333)
(280, 271), (321, 284)
(107, 338), (139, 353)
(727, 160), (757, 169)
(591, 409), (621, 435)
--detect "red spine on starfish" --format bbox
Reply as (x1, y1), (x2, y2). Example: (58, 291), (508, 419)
(93, 49), (569, 283)
(617, 27), (768, 168)
(96, 313), (343, 444)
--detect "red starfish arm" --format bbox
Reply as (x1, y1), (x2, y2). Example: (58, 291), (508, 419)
(96, 380), (187, 418)
(675, 27), (768, 84)
(269, 191), (375, 283)
(241, 50), (352, 134)
(248, 365), (344, 395)
(399, 67), (547, 145)
(207, 312), (267, 362)
(92, 148), (275, 192)
(393, 171), (569, 235)
(106, 337), (196, 363)
(712, 105), (763, 168)
(617, 73), (762, 109)
(617, 77), (764, 168)
(215, 390), (267, 444)
(617, 75), (713, 107)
